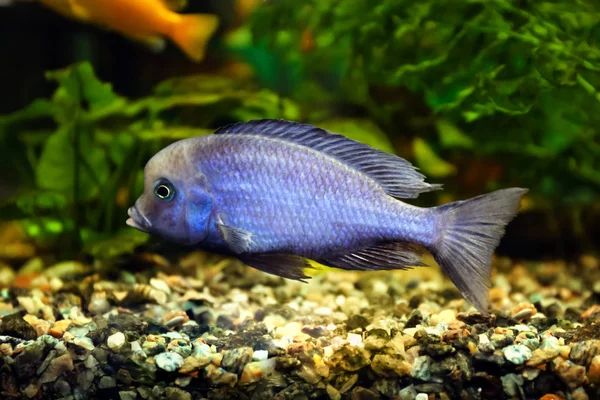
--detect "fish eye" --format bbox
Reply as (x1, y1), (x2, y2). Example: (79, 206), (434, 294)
(153, 179), (175, 201)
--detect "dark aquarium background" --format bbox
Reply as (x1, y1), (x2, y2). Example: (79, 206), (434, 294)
(1, 1), (600, 400)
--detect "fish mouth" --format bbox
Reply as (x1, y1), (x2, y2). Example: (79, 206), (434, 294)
(126, 206), (151, 232)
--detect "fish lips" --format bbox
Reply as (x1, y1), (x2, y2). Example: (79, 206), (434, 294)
(126, 206), (151, 232)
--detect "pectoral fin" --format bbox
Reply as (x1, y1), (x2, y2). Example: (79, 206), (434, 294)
(239, 253), (313, 282)
(217, 217), (254, 254)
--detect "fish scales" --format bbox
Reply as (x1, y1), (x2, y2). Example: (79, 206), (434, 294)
(192, 134), (436, 257)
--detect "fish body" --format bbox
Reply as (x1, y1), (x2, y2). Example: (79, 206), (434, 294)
(193, 135), (436, 256)
(38, 0), (219, 61)
(127, 120), (527, 314)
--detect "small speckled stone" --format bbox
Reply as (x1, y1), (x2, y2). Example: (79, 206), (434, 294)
(410, 356), (432, 381)
(399, 385), (417, 400)
(503, 345), (533, 365)
(155, 352), (184, 372)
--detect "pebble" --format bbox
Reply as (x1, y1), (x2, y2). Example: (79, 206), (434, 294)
(371, 354), (411, 377)
(119, 391), (138, 400)
(415, 393), (428, 400)
(553, 358), (586, 389)
(40, 353), (74, 383)
(99, 376), (117, 389)
(253, 349), (269, 361)
(503, 344), (533, 365)
(410, 356), (432, 381)
(501, 373), (524, 397)
(73, 336), (95, 351)
(108, 332), (126, 352)
(588, 355), (600, 385)
(155, 352), (185, 372)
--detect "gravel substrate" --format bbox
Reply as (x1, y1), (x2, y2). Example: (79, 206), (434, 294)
(1, 251), (600, 400)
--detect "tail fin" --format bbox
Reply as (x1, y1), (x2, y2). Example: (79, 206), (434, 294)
(170, 14), (219, 62)
(431, 188), (528, 314)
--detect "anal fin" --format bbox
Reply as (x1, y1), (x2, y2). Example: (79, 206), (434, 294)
(317, 242), (426, 271)
(239, 253), (313, 282)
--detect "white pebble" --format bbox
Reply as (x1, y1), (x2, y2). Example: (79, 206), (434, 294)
(150, 278), (171, 295)
(253, 350), (269, 361)
(416, 393), (428, 400)
(107, 332), (126, 352)
(347, 333), (363, 347)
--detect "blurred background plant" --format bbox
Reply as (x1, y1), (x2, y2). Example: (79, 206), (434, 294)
(1, 0), (599, 263)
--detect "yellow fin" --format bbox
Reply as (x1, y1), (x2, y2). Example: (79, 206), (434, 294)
(170, 14), (219, 62)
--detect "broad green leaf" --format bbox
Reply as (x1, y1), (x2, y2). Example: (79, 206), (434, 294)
(46, 61), (124, 112)
(412, 138), (456, 178)
(36, 127), (110, 201)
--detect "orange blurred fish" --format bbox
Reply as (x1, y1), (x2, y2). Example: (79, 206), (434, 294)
(38, 0), (219, 62)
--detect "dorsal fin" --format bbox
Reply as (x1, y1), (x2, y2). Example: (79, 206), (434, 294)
(215, 119), (442, 199)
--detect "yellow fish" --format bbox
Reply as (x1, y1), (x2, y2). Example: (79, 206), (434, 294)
(38, 0), (219, 62)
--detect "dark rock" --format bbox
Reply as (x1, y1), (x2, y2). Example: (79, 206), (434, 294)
(275, 356), (301, 371)
(254, 335), (285, 357)
(221, 326), (269, 350)
(408, 295), (423, 309)
(0, 311), (37, 340)
(207, 388), (250, 400)
(490, 335), (514, 350)
(13, 338), (52, 381)
(328, 345), (370, 372)
(470, 372), (503, 399)
(222, 347), (253, 374)
(414, 383), (444, 393)
(346, 315), (369, 331)
(214, 314), (235, 330)
(423, 343), (456, 358)
(457, 312), (496, 326)
(302, 325), (329, 338)
(108, 312), (147, 339)
(272, 382), (321, 399)
(544, 303), (562, 319)
(405, 310), (422, 328)
(350, 387), (381, 400)
(371, 379), (402, 398)
(565, 307), (584, 322)
(472, 352), (505, 375)
(254, 309), (266, 322)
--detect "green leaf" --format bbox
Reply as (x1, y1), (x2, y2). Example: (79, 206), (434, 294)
(0, 99), (56, 127)
(46, 61), (124, 112)
(36, 127), (110, 201)
(412, 138), (456, 178)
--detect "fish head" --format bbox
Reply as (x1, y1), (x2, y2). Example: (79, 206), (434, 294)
(127, 140), (213, 246)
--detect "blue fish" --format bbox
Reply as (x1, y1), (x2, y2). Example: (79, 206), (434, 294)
(127, 119), (527, 314)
